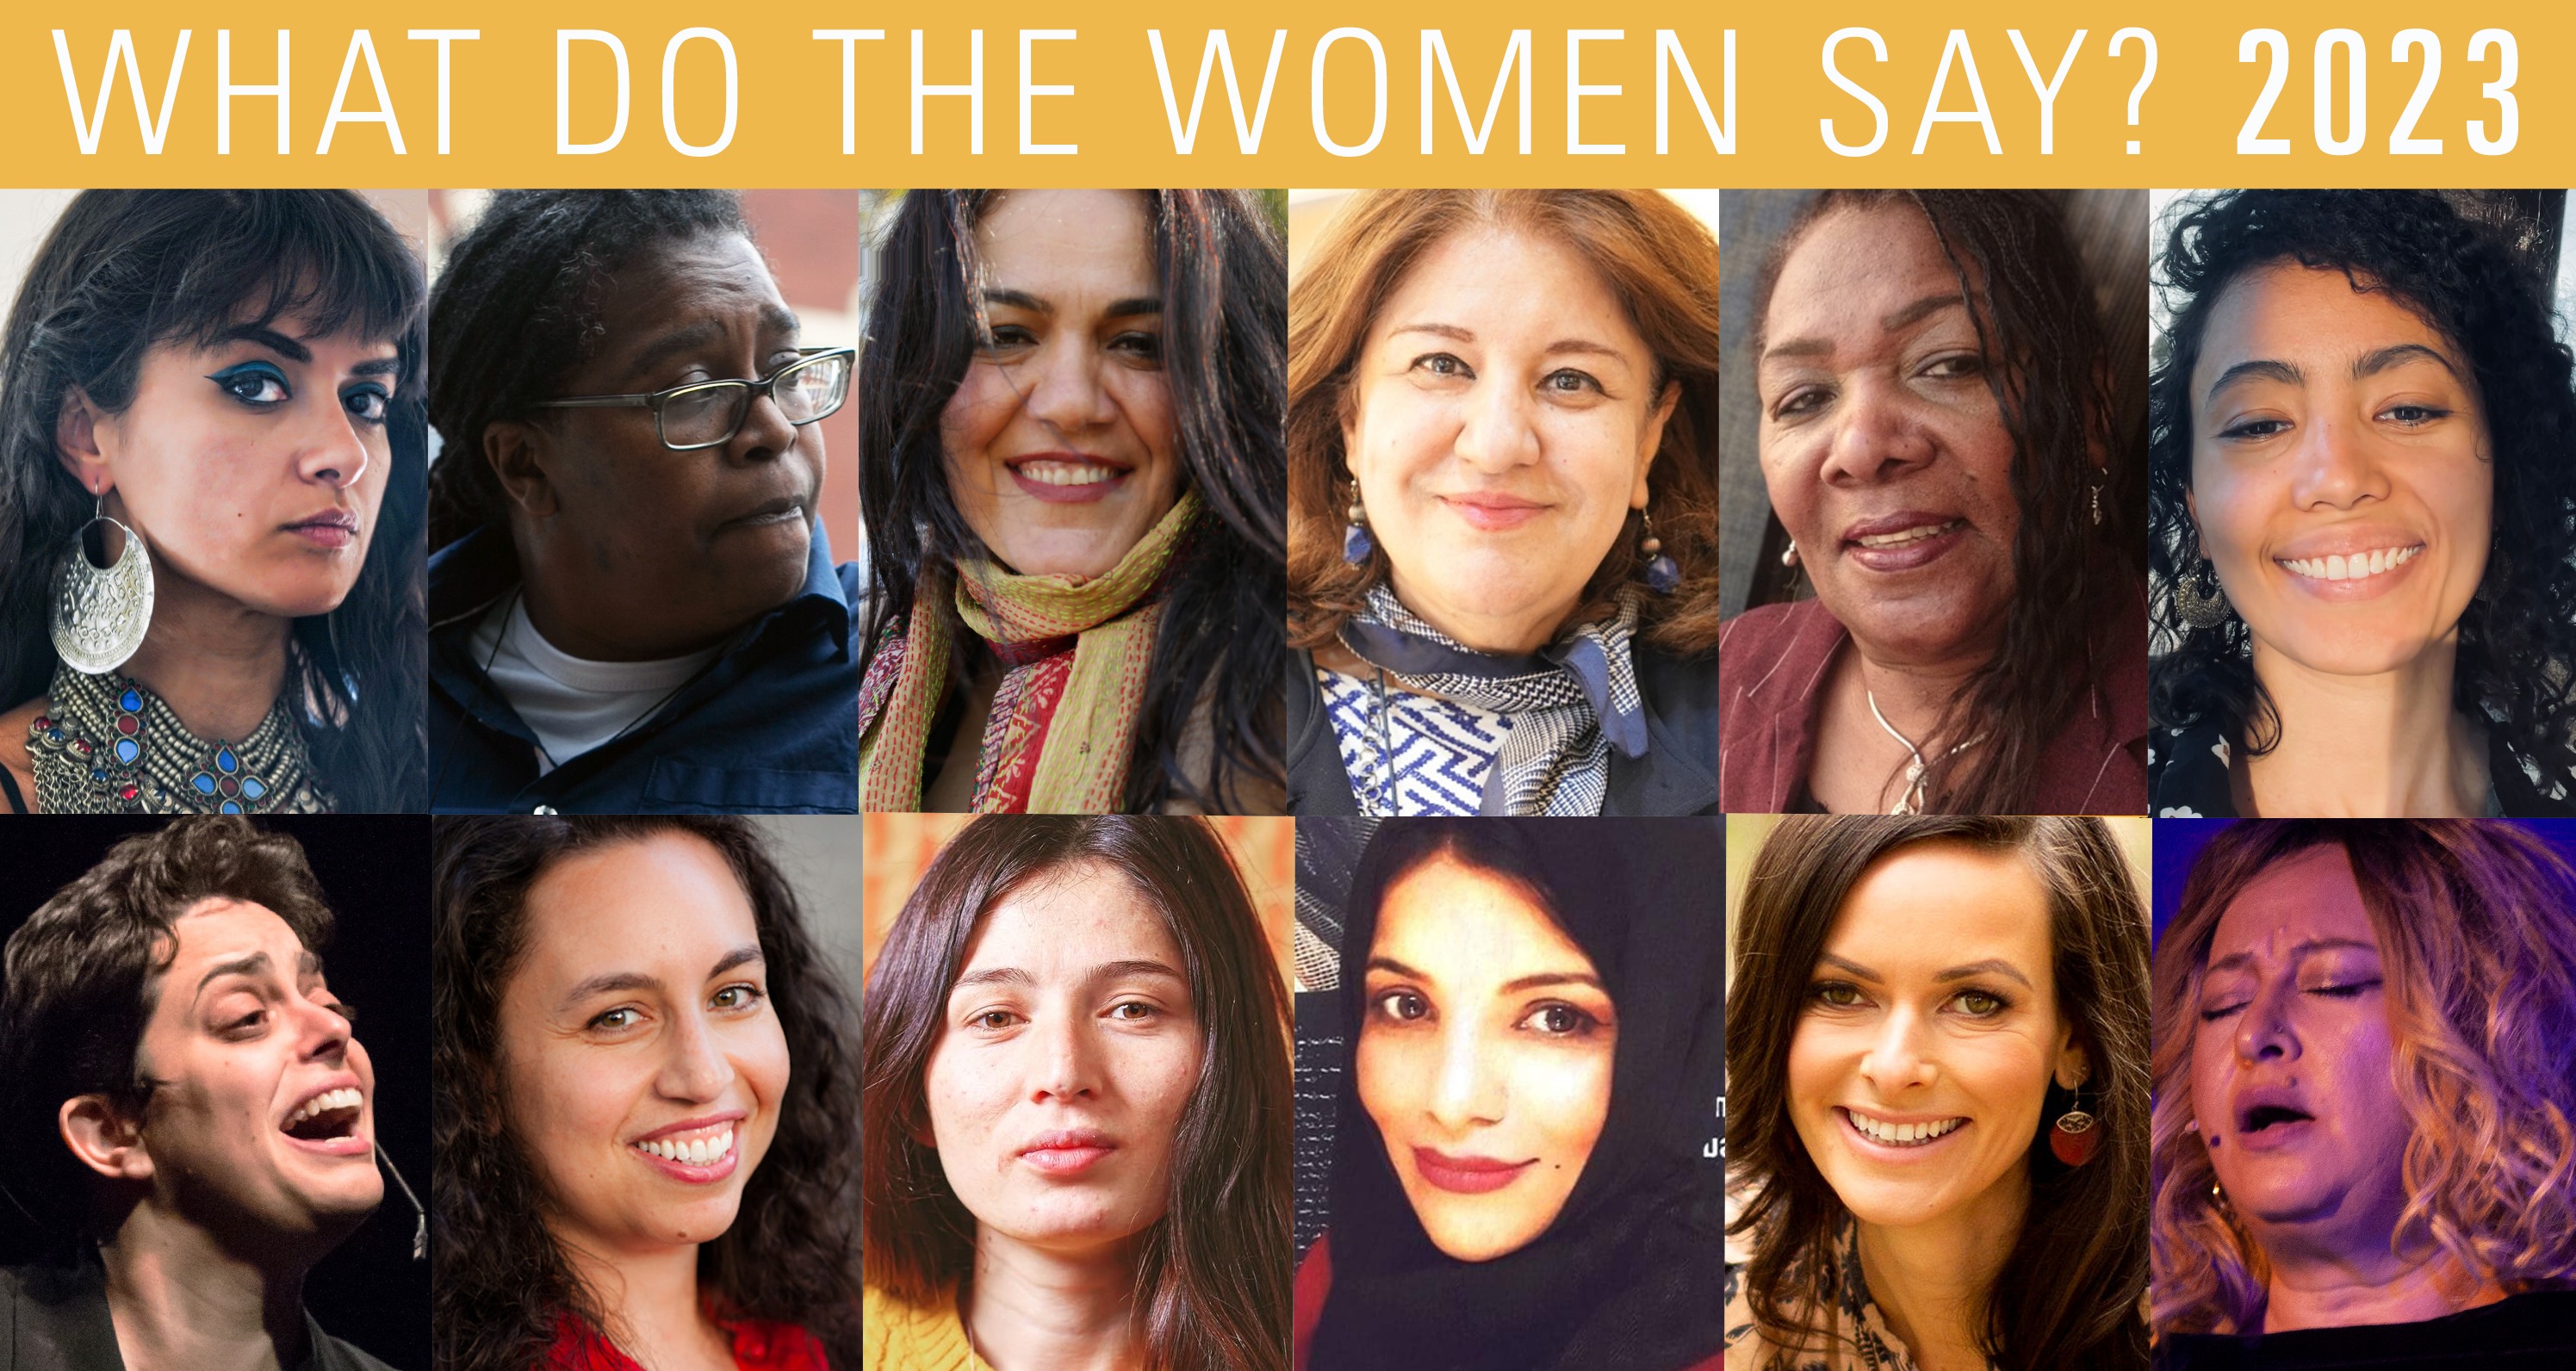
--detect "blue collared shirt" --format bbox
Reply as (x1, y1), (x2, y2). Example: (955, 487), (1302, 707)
(425, 523), (859, 813)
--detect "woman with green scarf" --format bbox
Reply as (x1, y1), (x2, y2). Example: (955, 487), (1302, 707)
(854, 189), (1288, 815)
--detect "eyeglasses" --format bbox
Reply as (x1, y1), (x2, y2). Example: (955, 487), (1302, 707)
(533, 347), (855, 451)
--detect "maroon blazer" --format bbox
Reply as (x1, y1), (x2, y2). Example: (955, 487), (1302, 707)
(1716, 597), (2149, 814)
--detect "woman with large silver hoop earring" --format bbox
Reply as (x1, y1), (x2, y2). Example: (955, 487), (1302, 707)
(0, 189), (428, 814)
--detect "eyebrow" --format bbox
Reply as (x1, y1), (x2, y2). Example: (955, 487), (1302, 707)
(1815, 952), (2034, 991)
(2206, 937), (2381, 977)
(1760, 293), (1965, 364)
(213, 324), (313, 364)
(2204, 358), (2304, 408)
(951, 958), (1187, 994)
(194, 948), (323, 999)
(558, 943), (767, 1009)
(1363, 955), (1605, 996)
(618, 306), (802, 385)
(2352, 342), (2459, 382)
(983, 288), (1163, 320)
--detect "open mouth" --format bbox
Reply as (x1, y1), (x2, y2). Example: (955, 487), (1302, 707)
(2276, 545), (2422, 582)
(1007, 456), (1130, 504)
(2240, 1103), (2314, 1134)
(1852, 519), (1962, 550)
(1842, 1107), (1966, 1148)
(282, 1087), (363, 1143)
(636, 1126), (735, 1167)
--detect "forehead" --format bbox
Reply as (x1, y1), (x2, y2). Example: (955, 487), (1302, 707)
(975, 190), (1155, 290)
(160, 898), (309, 971)
(1763, 202), (1961, 341)
(958, 860), (1180, 973)
(2194, 263), (2453, 379)
(1369, 227), (1642, 349)
(587, 233), (782, 335)
(1826, 841), (2052, 970)
(517, 833), (760, 978)
(2207, 844), (2379, 961)
(1371, 855), (1596, 978)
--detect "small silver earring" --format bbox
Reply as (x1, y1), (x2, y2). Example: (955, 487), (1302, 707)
(50, 489), (154, 674)
(1780, 537), (1799, 568)
(2089, 477), (2103, 527)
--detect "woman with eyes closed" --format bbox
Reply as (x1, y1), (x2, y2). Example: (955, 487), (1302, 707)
(1719, 190), (2148, 816)
(2150, 822), (2576, 1368)
(0, 189), (428, 814)
(2147, 191), (2576, 817)
(860, 816), (1291, 1371)
(431, 816), (861, 1371)
(1294, 819), (1729, 1371)
(1284, 189), (1725, 818)
(855, 190), (1286, 816)
(1726, 816), (2150, 1371)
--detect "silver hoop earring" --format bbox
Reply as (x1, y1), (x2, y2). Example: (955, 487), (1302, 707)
(50, 494), (153, 674)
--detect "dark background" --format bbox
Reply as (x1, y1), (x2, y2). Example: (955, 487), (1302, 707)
(2149, 817), (2576, 946)
(0, 816), (431, 1371)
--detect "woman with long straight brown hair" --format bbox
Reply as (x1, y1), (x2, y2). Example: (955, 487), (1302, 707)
(860, 816), (1292, 1370)
(1726, 816), (2150, 1370)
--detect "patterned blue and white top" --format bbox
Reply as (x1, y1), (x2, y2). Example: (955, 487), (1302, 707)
(1317, 667), (1512, 816)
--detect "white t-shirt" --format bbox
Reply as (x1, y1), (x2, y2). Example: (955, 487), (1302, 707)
(469, 598), (722, 774)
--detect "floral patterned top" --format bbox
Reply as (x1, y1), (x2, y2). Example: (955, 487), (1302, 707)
(2144, 719), (2571, 817)
(1724, 1222), (1944, 1371)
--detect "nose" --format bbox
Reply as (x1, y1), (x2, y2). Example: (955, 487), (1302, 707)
(2286, 411), (2388, 511)
(1427, 1017), (1505, 1131)
(725, 383), (802, 465)
(1857, 1005), (1937, 1094)
(1450, 375), (1541, 474)
(1030, 1009), (1099, 1103)
(1816, 377), (1936, 486)
(295, 996), (356, 1062)
(655, 1007), (736, 1103)
(2235, 979), (2302, 1065)
(1018, 338), (1119, 437)
(295, 397), (374, 491)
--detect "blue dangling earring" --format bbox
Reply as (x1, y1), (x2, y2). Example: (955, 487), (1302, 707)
(1343, 492), (1374, 565)
(1640, 511), (1679, 594)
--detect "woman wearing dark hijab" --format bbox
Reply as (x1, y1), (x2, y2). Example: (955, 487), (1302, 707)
(1294, 818), (1726, 1371)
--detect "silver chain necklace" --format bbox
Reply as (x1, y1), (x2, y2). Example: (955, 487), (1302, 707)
(1865, 688), (1980, 815)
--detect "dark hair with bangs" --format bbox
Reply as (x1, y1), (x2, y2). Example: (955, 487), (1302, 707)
(0, 189), (428, 810)
(430, 816), (862, 1371)
(425, 189), (754, 551)
(860, 816), (1291, 1371)
(0, 816), (335, 1246)
(1748, 190), (2145, 814)
(858, 190), (1288, 814)
(2147, 190), (2576, 779)
(1727, 816), (2150, 1371)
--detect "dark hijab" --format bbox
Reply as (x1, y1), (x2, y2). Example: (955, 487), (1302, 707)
(1307, 819), (1728, 1371)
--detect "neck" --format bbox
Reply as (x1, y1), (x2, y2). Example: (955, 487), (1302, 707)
(1386, 575), (1573, 656)
(558, 1234), (725, 1371)
(96, 1203), (311, 1371)
(2242, 637), (2484, 816)
(119, 571), (292, 744)
(964, 1227), (1145, 1371)
(2256, 1231), (2499, 1332)
(1852, 1172), (2027, 1371)
(1851, 648), (1989, 752)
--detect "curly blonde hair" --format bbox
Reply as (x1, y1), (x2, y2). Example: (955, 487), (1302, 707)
(2150, 821), (2576, 1337)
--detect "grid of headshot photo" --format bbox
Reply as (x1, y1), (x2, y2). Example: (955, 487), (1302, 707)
(3, 185), (2576, 1371)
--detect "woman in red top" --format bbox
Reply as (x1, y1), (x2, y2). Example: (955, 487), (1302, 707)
(431, 817), (861, 1370)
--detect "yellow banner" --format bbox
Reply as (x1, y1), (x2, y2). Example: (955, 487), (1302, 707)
(5, 1), (2560, 185)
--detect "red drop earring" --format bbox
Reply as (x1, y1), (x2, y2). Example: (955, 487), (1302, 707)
(2050, 1083), (2099, 1167)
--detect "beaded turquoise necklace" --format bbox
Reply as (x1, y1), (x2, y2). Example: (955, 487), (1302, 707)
(26, 666), (328, 814)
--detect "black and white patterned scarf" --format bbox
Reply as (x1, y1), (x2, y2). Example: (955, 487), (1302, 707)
(1338, 583), (1647, 816)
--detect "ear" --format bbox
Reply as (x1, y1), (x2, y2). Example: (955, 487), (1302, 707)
(2053, 1038), (2092, 1092)
(59, 1095), (152, 1182)
(54, 388), (113, 499)
(1634, 381), (1680, 508)
(2182, 487), (2200, 543)
(482, 419), (561, 520)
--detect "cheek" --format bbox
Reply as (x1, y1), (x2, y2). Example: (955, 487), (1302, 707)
(1513, 1042), (1612, 1163)
(1353, 1025), (1418, 1133)
(921, 1039), (1008, 1157)
(1756, 435), (1824, 538)
(1118, 1028), (1204, 1138)
(940, 366), (1019, 461)
(1108, 370), (1176, 468)
(1350, 388), (1454, 487)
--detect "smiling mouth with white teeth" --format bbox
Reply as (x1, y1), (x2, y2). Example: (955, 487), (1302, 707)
(282, 1087), (364, 1141)
(1853, 520), (1962, 549)
(1014, 460), (1119, 487)
(2277, 544), (2422, 581)
(1844, 1108), (1967, 1146)
(636, 1127), (736, 1167)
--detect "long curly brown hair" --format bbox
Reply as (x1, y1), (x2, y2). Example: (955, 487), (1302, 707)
(430, 816), (860, 1370)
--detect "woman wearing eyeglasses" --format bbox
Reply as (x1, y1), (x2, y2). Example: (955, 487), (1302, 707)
(425, 190), (861, 814)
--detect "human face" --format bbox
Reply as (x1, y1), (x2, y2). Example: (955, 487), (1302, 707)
(1757, 203), (2021, 668)
(2186, 264), (2492, 679)
(1341, 228), (1674, 654)
(2188, 845), (2411, 1256)
(84, 312), (395, 620)
(922, 862), (1202, 1256)
(940, 190), (1182, 581)
(515, 233), (822, 656)
(495, 832), (789, 1256)
(1785, 841), (2079, 1234)
(129, 899), (381, 1246)
(1356, 855), (1617, 1262)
